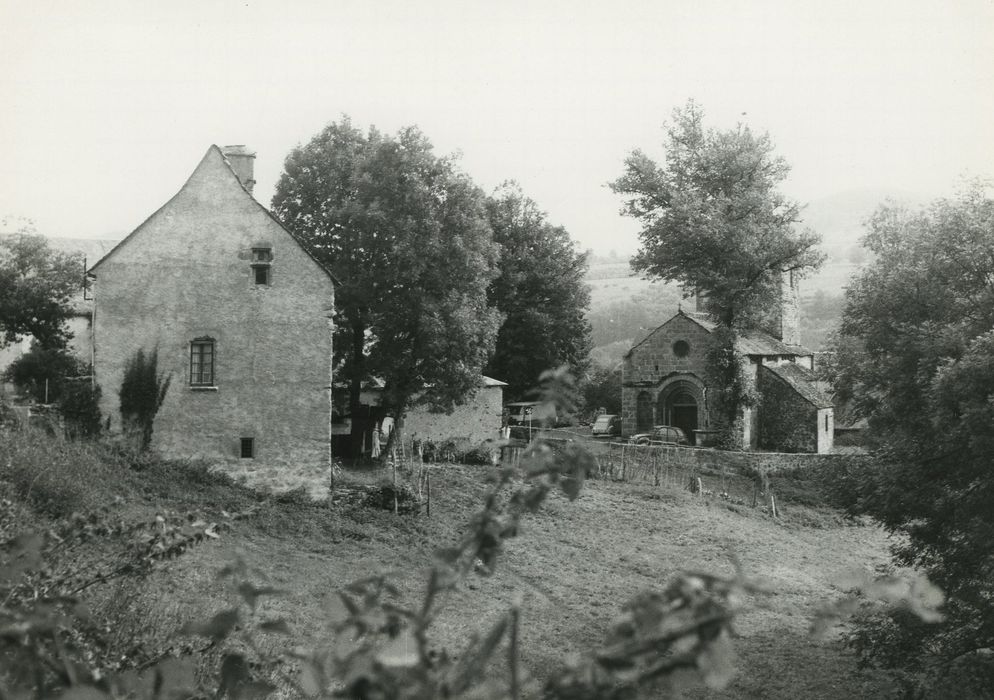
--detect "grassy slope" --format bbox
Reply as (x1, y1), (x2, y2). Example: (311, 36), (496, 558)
(143, 463), (894, 698)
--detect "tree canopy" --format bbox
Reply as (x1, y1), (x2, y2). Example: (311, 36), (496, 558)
(271, 118), (501, 449)
(831, 182), (994, 691)
(484, 183), (591, 401)
(610, 102), (822, 328)
(0, 224), (83, 350)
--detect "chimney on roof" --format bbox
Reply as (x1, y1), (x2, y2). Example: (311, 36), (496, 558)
(222, 145), (256, 194)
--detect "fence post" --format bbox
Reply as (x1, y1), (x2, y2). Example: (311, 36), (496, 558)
(426, 471), (431, 518)
(392, 461), (398, 515)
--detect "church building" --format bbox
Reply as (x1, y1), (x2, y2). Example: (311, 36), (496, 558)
(621, 273), (834, 453)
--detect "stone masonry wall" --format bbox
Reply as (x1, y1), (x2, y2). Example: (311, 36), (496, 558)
(757, 365), (818, 452)
(403, 386), (504, 446)
(609, 442), (867, 475)
(621, 314), (714, 436)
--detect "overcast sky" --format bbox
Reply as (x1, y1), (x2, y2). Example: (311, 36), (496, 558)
(1, 0), (992, 253)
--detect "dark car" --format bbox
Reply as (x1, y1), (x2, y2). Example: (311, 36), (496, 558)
(591, 413), (622, 437)
(628, 425), (690, 446)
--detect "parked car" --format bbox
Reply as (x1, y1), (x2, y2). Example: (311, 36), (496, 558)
(628, 425), (690, 446)
(591, 413), (622, 437)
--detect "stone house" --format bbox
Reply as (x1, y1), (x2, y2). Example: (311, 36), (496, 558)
(621, 273), (833, 453)
(87, 145), (337, 469)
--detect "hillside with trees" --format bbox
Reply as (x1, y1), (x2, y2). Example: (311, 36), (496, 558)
(827, 182), (994, 696)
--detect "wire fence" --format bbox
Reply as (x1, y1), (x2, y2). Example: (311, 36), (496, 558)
(352, 427), (833, 518)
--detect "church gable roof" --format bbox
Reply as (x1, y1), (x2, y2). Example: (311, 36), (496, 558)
(625, 309), (811, 359)
(624, 310), (706, 358)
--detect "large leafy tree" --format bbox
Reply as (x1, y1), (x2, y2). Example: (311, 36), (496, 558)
(832, 183), (994, 692)
(611, 102), (822, 328)
(484, 183), (591, 400)
(272, 118), (501, 453)
(610, 102), (823, 442)
(0, 223), (83, 350)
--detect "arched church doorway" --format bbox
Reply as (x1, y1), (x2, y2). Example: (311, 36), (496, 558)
(636, 391), (653, 432)
(658, 383), (700, 444)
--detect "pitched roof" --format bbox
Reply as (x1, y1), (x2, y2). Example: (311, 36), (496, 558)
(627, 309), (811, 358)
(762, 362), (834, 408)
(87, 145), (339, 286)
(735, 328), (810, 357)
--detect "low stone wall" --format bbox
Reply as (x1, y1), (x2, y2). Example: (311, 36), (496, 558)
(605, 442), (869, 475)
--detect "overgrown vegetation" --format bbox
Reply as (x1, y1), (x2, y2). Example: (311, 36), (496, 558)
(59, 378), (103, 439)
(0, 223), (84, 350)
(829, 181), (994, 696)
(2, 343), (102, 439)
(702, 327), (756, 450)
(2, 343), (86, 404)
(119, 347), (171, 451)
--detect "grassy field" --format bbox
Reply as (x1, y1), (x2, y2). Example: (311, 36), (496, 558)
(120, 459), (895, 698)
(2, 427), (897, 698)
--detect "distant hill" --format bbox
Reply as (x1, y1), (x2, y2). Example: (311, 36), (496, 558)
(582, 187), (931, 360)
(799, 188), (927, 261)
(43, 237), (121, 267)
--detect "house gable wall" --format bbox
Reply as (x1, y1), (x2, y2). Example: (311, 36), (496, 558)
(91, 147), (335, 467)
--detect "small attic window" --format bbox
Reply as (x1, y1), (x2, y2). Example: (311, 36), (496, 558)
(251, 247), (272, 285)
(673, 340), (690, 357)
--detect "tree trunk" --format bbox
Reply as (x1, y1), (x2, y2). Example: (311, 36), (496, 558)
(348, 319), (366, 458)
(381, 408), (406, 465)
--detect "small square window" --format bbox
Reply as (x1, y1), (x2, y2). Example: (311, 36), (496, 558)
(251, 247), (273, 263)
(240, 437), (254, 459)
(254, 266), (269, 285)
